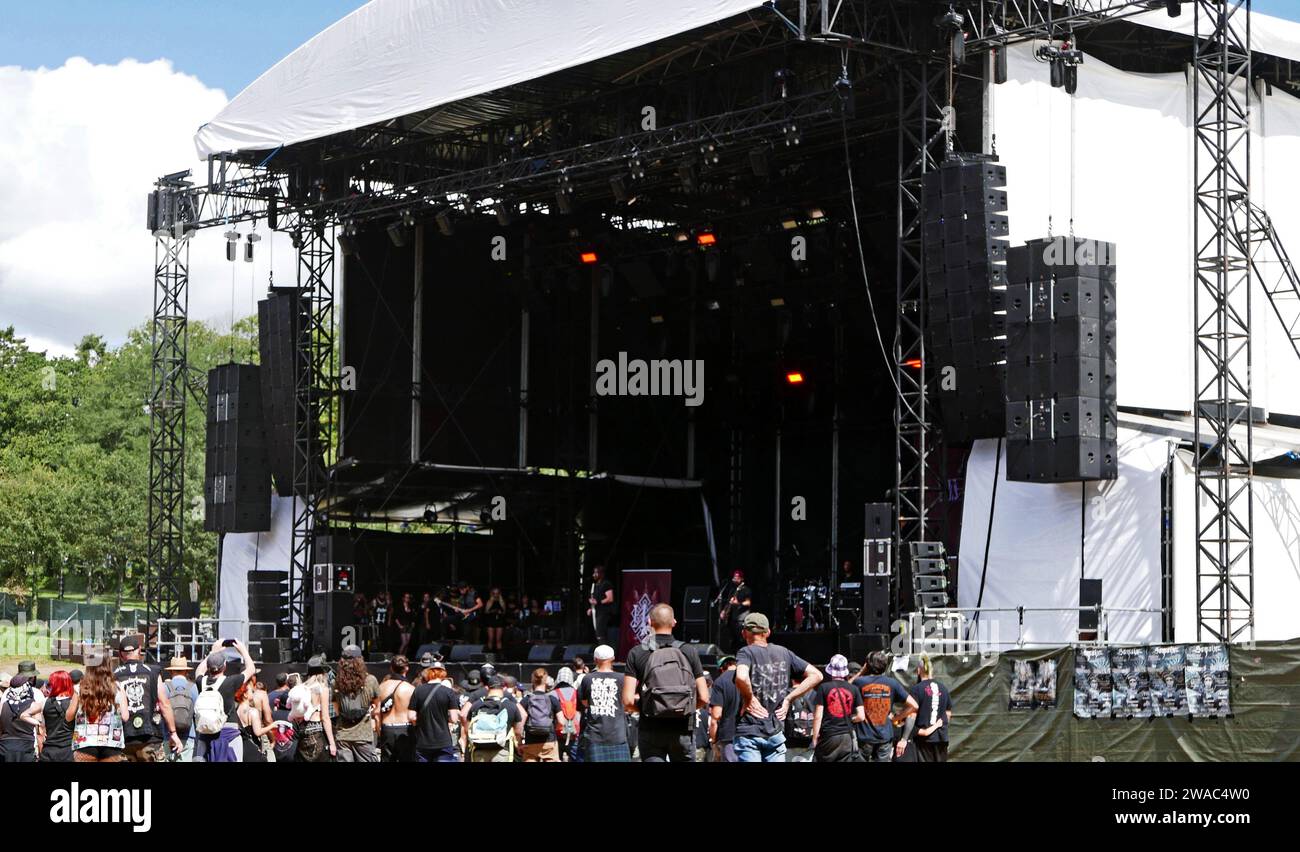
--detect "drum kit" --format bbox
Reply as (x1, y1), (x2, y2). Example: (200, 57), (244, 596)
(784, 582), (831, 632)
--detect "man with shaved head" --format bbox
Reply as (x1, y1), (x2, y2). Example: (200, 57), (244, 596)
(621, 603), (709, 761)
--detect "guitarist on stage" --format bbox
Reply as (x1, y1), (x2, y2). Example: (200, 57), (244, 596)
(719, 569), (753, 653)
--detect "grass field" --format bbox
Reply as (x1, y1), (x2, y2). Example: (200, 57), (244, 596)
(0, 591), (147, 676)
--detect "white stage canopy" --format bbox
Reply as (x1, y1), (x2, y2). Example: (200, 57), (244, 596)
(194, 0), (766, 157)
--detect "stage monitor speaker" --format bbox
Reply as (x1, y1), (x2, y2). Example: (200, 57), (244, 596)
(258, 637), (291, 664)
(311, 590), (354, 659)
(915, 591), (949, 608)
(1079, 578), (1103, 632)
(682, 586), (710, 624)
(848, 632), (890, 662)
(449, 644), (485, 663)
(203, 363), (271, 533)
(864, 502), (892, 540)
(527, 644), (559, 663)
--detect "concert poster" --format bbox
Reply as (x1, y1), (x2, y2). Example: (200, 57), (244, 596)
(1145, 645), (1188, 717)
(1009, 659), (1035, 711)
(1032, 658), (1057, 709)
(1073, 647), (1113, 719)
(1109, 647), (1152, 719)
(1184, 643), (1232, 718)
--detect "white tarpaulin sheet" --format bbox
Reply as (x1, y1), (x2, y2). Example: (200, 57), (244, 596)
(958, 428), (1168, 648)
(194, 0), (767, 157)
(1130, 6), (1300, 64)
(1171, 454), (1300, 642)
(218, 496), (298, 644)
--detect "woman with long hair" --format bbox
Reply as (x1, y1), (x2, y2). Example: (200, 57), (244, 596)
(66, 656), (129, 762)
(483, 587), (508, 653)
(396, 592), (415, 655)
(40, 671), (75, 762)
(333, 654), (378, 762)
(236, 680), (274, 762)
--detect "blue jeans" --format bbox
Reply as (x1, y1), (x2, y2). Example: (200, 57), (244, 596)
(734, 732), (787, 762)
(416, 746), (460, 763)
(860, 740), (893, 762)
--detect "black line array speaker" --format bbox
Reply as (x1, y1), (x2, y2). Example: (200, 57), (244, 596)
(203, 363), (271, 532)
(864, 502), (892, 541)
(311, 590), (354, 658)
(247, 569), (289, 626)
(922, 156), (1010, 442)
(1005, 236), (1117, 482)
(863, 575), (891, 635)
(257, 289), (322, 497)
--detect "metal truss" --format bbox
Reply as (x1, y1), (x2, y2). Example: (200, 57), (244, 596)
(965, 0), (1159, 49)
(1230, 196), (1300, 366)
(1193, 0), (1254, 643)
(289, 222), (337, 648)
(145, 210), (191, 642)
(894, 60), (951, 602)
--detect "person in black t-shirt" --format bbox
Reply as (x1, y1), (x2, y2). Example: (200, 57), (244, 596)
(577, 644), (629, 762)
(461, 677), (522, 762)
(0, 674), (41, 762)
(734, 612), (822, 762)
(721, 570), (753, 653)
(852, 651), (918, 762)
(708, 656), (740, 762)
(408, 664), (461, 763)
(811, 654), (864, 762)
(899, 655), (953, 763)
(114, 635), (184, 762)
(587, 564), (616, 644)
(622, 603), (709, 762)
(39, 670), (75, 762)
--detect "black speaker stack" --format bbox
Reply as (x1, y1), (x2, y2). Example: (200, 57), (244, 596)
(910, 541), (952, 609)
(922, 157), (1010, 442)
(257, 289), (320, 497)
(247, 568), (289, 659)
(1004, 236), (1117, 482)
(203, 364), (271, 533)
(312, 590), (355, 659)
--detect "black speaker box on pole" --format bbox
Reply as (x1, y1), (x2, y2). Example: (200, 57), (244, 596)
(1079, 578), (1103, 634)
(864, 502), (892, 540)
(203, 363), (271, 533)
(311, 590), (355, 658)
(258, 290), (319, 498)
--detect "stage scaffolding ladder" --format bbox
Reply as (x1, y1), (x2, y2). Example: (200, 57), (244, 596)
(1230, 194), (1300, 366)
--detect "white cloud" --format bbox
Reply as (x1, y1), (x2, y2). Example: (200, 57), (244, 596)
(0, 57), (298, 357)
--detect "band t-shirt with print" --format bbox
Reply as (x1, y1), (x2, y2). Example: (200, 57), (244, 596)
(735, 643), (810, 739)
(577, 671), (626, 745)
(814, 679), (862, 737)
(909, 678), (953, 743)
(852, 674), (911, 744)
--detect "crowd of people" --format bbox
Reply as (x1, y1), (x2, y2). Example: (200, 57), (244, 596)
(0, 604), (953, 763)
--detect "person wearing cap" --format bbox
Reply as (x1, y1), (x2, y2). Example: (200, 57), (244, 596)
(408, 659), (460, 762)
(734, 611), (823, 762)
(460, 675), (523, 762)
(114, 635), (185, 762)
(622, 603), (710, 762)
(810, 654), (865, 762)
(192, 639), (257, 762)
(459, 668), (487, 704)
(333, 645), (380, 762)
(0, 669), (43, 762)
(572, 645), (626, 762)
(708, 655), (740, 762)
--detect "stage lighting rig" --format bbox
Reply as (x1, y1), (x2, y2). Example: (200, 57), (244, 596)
(773, 68), (795, 99)
(1036, 40), (1083, 94)
(628, 150), (647, 181)
(783, 122), (801, 147)
(699, 141), (720, 167)
(435, 209), (455, 236)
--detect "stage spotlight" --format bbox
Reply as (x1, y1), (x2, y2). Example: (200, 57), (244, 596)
(706, 300), (720, 311)
(436, 209), (455, 236)
(629, 152), (647, 180)
(773, 68), (794, 99)
(781, 216), (799, 231)
(224, 229), (239, 262)
(937, 7), (965, 65)
(783, 122), (801, 147)
(749, 145), (771, 177)
(402, 209), (416, 228)
(696, 232), (717, 247)
(609, 175), (629, 203)
(245, 231), (260, 262)
(387, 220), (408, 247)
(770, 297), (786, 307)
(650, 314), (665, 324)
(699, 141), (720, 166)
(785, 371), (805, 385)
(807, 207), (826, 221)
(904, 358), (923, 369)
(674, 231), (690, 243)
(580, 251), (599, 265)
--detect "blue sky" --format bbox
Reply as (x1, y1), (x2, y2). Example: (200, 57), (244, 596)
(0, 0), (368, 96)
(1, 1), (1298, 96)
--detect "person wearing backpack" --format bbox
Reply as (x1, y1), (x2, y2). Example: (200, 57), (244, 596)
(461, 675), (522, 762)
(333, 646), (380, 762)
(733, 612), (823, 763)
(518, 667), (562, 762)
(552, 666), (582, 762)
(163, 664), (198, 762)
(621, 603), (709, 762)
(192, 639), (256, 762)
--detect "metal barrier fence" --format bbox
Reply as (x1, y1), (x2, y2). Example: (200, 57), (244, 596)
(156, 618), (282, 662)
(899, 605), (1167, 655)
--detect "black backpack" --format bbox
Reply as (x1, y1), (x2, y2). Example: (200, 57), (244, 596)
(639, 638), (695, 718)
